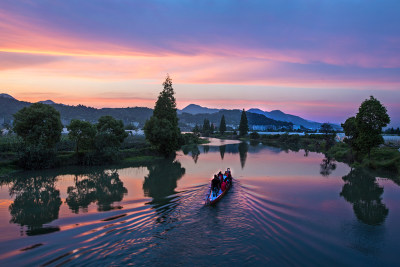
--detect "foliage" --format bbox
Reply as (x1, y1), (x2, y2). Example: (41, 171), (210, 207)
(144, 75), (182, 156)
(341, 116), (358, 150)
(94, 116), (128, 159)
(145, 116), (181, 156)
(12, 103), (63, 169)
(202, 118), (211, 136)
(13, 103), (62, 148)
(17, 144), (57, 169)
(219, 115), (226, 135)
(320, 123), (333, 135)
(68, 119), (96, 153)
(239, 109), (249, 137)
(192, 124), (201, 134)
(181, 133), (202, 145)
(249, 131), (260, 139)
(355, 96), (390, 157)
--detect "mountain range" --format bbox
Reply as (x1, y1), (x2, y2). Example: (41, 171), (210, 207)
(0, 94), (338, 130)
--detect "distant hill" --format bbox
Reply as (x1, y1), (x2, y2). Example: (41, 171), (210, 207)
(0, 93), (16, 100)
(248, 108), (323, 129)
(0, 95), (153, 126)
(179, 104), (328, 129)
(179, 109), (292, 129)
(179, 104), (220, 115)
(0, 95), (339, 130)
(38, 100), (57, 105)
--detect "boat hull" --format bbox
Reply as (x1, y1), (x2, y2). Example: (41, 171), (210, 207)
(206, 180), (232, 205)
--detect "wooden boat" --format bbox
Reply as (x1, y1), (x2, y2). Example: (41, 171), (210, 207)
(205, 175), (232, 205)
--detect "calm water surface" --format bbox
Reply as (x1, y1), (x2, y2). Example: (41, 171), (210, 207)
(0, 139), (399, 266)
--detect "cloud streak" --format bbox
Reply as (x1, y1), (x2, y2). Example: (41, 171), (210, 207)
(0, 0), (400, 125)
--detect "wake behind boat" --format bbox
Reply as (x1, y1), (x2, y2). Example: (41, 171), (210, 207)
(205, 168), (233, 205)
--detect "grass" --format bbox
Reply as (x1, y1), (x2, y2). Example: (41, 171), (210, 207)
(0, 161), (19, 177)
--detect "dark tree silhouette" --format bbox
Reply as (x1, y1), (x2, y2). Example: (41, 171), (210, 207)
(66, 170), (127, 213)
(219, 145), (226, 160)
(219, 115), (226, 135)
(238, 142), (249, 169)
(143, 159), (185, 210)
(340, 168), (388, 225)
(144, 75), (181, 156)
(8, 175), (62, 235)
(320, 157), (337, 177)
(239, 109), (249, 137)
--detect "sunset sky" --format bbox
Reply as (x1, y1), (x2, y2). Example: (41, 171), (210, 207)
(1, 1), (399, 125)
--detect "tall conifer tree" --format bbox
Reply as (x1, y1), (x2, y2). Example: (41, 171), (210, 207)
(144, 75), (181, 156)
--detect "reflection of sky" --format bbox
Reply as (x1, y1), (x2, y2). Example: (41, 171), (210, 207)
(1, 1), (400, 125)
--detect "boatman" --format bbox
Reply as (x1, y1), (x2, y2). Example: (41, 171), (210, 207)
(211, 175), (220, 197)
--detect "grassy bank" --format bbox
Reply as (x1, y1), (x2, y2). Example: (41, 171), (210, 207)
(0, 133), (207, 177)
(250, 133), (400, 175)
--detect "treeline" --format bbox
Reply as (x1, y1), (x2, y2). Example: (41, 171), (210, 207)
(10, 103), (130, 169)
(256, 96), (400, 174)
(179, 109), (292, 130)
(0, 96), (153, 126)
(384, 127), (400, 135)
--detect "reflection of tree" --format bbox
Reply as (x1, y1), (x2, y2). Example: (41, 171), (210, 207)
(143, 159), (185, 209)
(219, 145), (226, 160)
(66, 170), (127, 213)
(8, 175), (62, 234)
(320, 157), (337, 177)
(191, 146), (200, 164)
(238, 142), (249, 169)
(340, 168), (388, 225)
(203, 145), (210, 154)
(182, 145), (201, 163)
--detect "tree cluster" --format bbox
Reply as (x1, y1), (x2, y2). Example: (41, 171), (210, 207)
(342, 96), (390, 158)
(13, 103), (128, 169)
(384, 127), (400, 135)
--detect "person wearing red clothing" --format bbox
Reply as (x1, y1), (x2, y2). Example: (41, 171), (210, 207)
(221, 180), (226, 191)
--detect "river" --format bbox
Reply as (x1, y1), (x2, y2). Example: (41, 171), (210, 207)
(0, 139), (399, 266)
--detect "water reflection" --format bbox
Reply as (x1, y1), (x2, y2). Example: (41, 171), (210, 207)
(182, 145), (201, 164)
(66, 170), (127, 213)
(320, 157), (337, 177)
(340, 168), (389, 225)
(143, 158), (185, 210)
(238, 142), (249, 169)
(219, 145), (226, 160)
(7, 175), (62, 235)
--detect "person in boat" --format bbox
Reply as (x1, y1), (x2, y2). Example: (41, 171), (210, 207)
(211, 174), (220, 197)
(221, 180), (227, 191)
(218, 171), (224, 183)
(226, 172), (232, 185)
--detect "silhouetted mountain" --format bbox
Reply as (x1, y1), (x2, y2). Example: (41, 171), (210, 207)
(179, 109), (292, 129)
(0, 96), (153, 126)
(247, 108), (342, 130)
(248, 108), (322, 129)
(0, 93), (16, 100)
(179, 104), (219, 115)
(38, 100), (57, 105)
(0, 96), (337, 130)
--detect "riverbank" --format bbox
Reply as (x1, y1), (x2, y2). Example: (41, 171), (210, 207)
(248, 133), (400, 177)
(0, 133), (207, 177)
